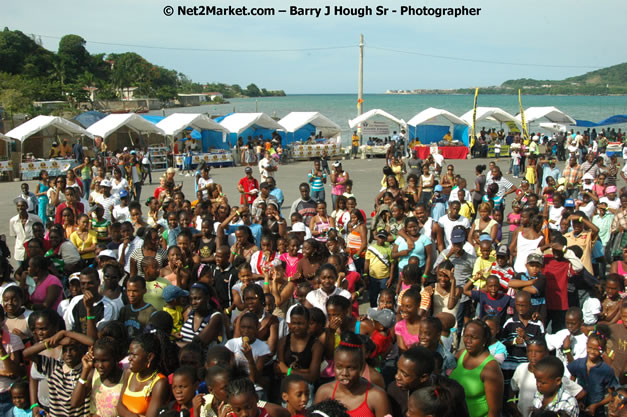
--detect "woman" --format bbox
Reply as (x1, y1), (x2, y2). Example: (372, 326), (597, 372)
(389, 155), (406, 188)
(330, 162), (349, 210)
(73, 156), (93, 199)
(346, 209), (367, 273)
(509, 208), (545, 274)
(69, 214), (98, 261)
(314, 332), (391, 417)
(195, 219), (217, 265)
(233, 283), (279, 355)
(60, 207), (78, 240)
(111, 167), (129, 198)
(394, 288), (422, 351)
(310, 201), (335, 243)
(179, 282), (225, 347)
(117, 333), (169, 417)
(46, 225), (81, 275)
(431, 260), (461, 317)
(35, 170), (50, 226)
(250, 234), (279, 280)
(402, 173), (419, 210)
(145, 197), (161, 228)
(417, 163), (435, 207)
(375, 175), (401, 207)
(259, 201), (287, 240)
(469, 203), (498, 245)
(28, 255), (63, 311)
(130, 228), (167, 278)
(48, 176), (66, 211)
(222, 220), (258, 264)
(295, 239), (329, 283)
(471, 165), (487, 212)
(392, 217), (432, 277)
(450, 320), (504, 417)
(610, 246), (627, 277)
(66, 168), (84, 197)
(440, 165), (456, 201)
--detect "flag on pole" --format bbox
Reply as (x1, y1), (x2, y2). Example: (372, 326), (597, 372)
(519, 89), (530, 143)
(470, 88), (478, 148)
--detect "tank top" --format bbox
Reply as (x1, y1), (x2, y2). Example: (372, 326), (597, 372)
(331, 380), (375, 417)
(284, 334), (315, 370)
(91, 372), (122, 417)
(314, 216), (331, 242)
(513, 232), (543, 273)
(332, 173), (347, 195)
(450, 350), (496, 417)
(618, 261), (627, 277)
(420, 174), (434, 191)
(180, 309), (222, 344)
(121, 372), (165, 415)
(347, 228), (364, 256)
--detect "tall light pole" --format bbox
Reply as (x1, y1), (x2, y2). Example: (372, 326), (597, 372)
(358, 34), (364, 144)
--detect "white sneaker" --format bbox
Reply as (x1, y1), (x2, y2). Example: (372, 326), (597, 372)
(185, 173), (191, 176)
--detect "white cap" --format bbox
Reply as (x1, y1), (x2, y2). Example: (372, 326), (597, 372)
(291, 222), (306, 232)
(582, 173), (594, 181)
(98, 249), (117, 259)
(68, 272), (81, 283)
(100, 179), (112, 187)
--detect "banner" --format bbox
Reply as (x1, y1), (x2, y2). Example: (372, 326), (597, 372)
(0, 160), (13, 172)
(174, 152), (233, 166)
(291, 143), (343, 159)
(361, 121), (390, 136)
(505, 121), (520, 133)
(20, 159), (74, 179)
(519, 89), (530, 142)
(470, 87), (478, 148)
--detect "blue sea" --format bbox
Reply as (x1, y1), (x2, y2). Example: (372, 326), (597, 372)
(150, 94), (627, 145)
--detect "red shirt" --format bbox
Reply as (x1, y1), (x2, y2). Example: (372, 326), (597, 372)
(238, 176), (259, 205)
(153, 187), (165, 199)
(54, 202), (84, 225)
(542, 254), (573, 311)
(343, 271), (361, 317)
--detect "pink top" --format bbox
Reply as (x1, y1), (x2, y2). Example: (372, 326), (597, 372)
(593, 184), (605, 198)
(332, 173), (347, 196)
(31, 274), (63, 311)
(279, 253), (302, 279)
(507, 212), (521, 232)
(394, 319), (420, 348)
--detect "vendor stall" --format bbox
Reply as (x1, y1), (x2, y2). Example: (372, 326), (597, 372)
(278, 112), (342, 145)
(86, 113), (165, 151)
(414, 145), (469, 160)
(407, 108), (468, 145)
(218, 112), (283, 146)
(174, 150), (233, 168)
(290, 143), (344, 160)
(5, 115), (93, 180)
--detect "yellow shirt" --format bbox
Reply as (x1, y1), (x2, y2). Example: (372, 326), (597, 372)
(365, 243), (393, 279)
(144, 277), (171, 311)
(69, 230), (98, 259)
(352, 134), (360, 147)
(163, 305), (184, 335)
(459, 201), (475, 221)
(443, 133), (452, 142)
(472, 255), (496, 289)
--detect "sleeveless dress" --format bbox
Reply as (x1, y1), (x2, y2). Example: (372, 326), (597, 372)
(313, 216), (331, 242)
(121, 372), (165, 415)
(332, 174), (347, 196)
(91, 372), (122, 417)
(450, 350), (496, 417)
(283, 334), (315, 370)
(513, 232), (543, 273)
(391, 163), (405, 188)
(331, 380), (375, 417)
(180, 309), (225, 345)
(38, 181), (50, 225)
(347, 228), (364, 257)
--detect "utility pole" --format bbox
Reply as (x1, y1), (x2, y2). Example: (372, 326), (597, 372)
(358, 34), (364, 144)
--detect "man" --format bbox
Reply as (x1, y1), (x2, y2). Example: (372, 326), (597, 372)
(406, 150), (422, 177)
(49, 141), (61, 158)
(486, 166), (517, 205)
(561, 157), (582, 198)
(443, 131), (453, 143)
(17, 183), (38, 215)
(437, 202), (471, 252)
(9, 197), (42, 264)
(141, 148), (152, 184)
(251, 182), (278, 219)
(207, 245), (238, 310)
(92, 179), (119, 222)
(72, 141), (84, 163)
(258, 150), (277, 183)
(266, 177), (284, 209)
(60, 139), (72, 157)
(54, 187), (84, 225)
(351, 131), (360, 159)
(289, 183), (317, 227)
(308, 160), (326, 203)
(540, 157), (561, 189)
(433, 225), (477, 332)
(64, 267), (116, 339)
(579, 152), (600, 179)
(237, 167), (260, 208)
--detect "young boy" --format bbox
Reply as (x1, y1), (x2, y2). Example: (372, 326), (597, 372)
(112, 190), (131, 222)
(162, 285), (189, 337)
(510, 340), (583, 417)
(364, 229), (395, 308)
(142, 256), (171, 311)
(118, 276), (157, 339)
(280, 374), (309, 417)
(418, 316), (456, 375)
(364, 307), (395, 359)
(463, 274), (512, 326)
(509, 252), (547, 322)
(48, 339), (91, 417)
(545, 306), (588, 374)
(458, 189), (475, 221)
(501, 292), (545, 384)
(472, 237), (497, 289)
(342, 180), (354, 200)
(531, 356), (580, 416)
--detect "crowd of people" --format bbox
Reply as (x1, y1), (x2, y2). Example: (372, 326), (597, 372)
(3, 131), (627, 417)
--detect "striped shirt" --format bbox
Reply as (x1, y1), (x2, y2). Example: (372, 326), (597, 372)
(48, 362), (90, 417)
(308, 170), (326, 191)
(500, 318), (545, 372)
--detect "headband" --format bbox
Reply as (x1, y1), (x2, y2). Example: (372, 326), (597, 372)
(312, 411), (330, 417)
(339, 341), (361, 348)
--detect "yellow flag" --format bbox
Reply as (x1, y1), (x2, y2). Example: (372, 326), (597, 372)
(519, 89), (530, 142)
(470, 87), (478, 148)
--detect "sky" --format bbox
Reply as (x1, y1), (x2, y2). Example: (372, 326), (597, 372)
(4, 0), (627, 94)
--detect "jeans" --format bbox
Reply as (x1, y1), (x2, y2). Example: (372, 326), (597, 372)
(82, 178), (91, 199)
(133, 183), (142, 202)
(311, 189), (325, 204)
(513, 164), (520, 177)
(368, 276), (389, 307)
(331, 193), (340, 210)
(143, 164), (152, 183)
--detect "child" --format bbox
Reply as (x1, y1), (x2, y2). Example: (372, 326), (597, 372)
(49, 339), (91, 417)
(599, 274), (624, 324)
(491, 208), (503, 243)
(364, 307), (395, 359)
(7, 381), (30, 417)
(169, 366), (204, 417)
(546, 192), (565, 231)
(418, 316), (456, 375)
(471, 237), (497, 289)
(463, 275), (513, 326)
(3, 286), (32, 343)
(280, 236), (303, 281)
(70, 337), (124, 417)
(545, 306), (588, 374)
(220, 378), (271, 417)
(507, 201), (522, 235)
(396, 263), (421, 299)
(568, 325), (619, 417)
(142, 256), (171, 311)
(70, 214), (99, 260)
(509, 253), (547, 322)
(342, 180), (354, 200)
(90, 204), (112, 244)
(510, 340), (583, 417)
(494, 139), (502, 161)
(608, 302), (627, 384)
(511, 147), (521, 178)
(490, 244), (516, 311)
(57, 273), (82, 318)
(483, 316), (508, 365)
(435, 312), (456, 354)
(375, 288), (396, 312)
(162, 284), (189, 337)
(364, 229), (394, 308)
(119, 276), (157, 339)
(501, 291), (545, 383)
(112, 190), (131, 222)
(531, 356), (579, 416)
(280, 374), (309, 417)
(458, 189), (475, 221)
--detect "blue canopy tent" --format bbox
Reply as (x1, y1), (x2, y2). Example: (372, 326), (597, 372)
(575, 115), (627, 127)
(217, 113), (284, 146)
(278, 112), (342, 145)
(74, 111), (107, 128)
(406, 108), (468, 145)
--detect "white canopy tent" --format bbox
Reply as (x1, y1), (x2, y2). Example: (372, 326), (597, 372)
(87, 114), (165, 139)
(515, 106), (576, 125)
(539, 122), (568, 133)
(348, 109), (405, 129)
(460, 107), (520, 127)
(278, 112), (342, 143)
(219, 113), (282, 136)
(5, 115), (93, 142)
(0, 133), (11, 143)
(408, 107), (467, 126)
(155, 113), (228, 138)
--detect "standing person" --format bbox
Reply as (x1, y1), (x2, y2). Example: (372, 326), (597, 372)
(470, 165), (487, 212)
(9, 198), (42, 266)
(330, 162), (349, 210)
(290, 183), (318, 228)
(510, 210), (545, 274)
(141, 148), (152, 184)
(238, 167), (260, 208)
(35, 171), (50, 226)
(54, 187), (84, 226)
(73, 157), (93, 200)
(351, 131), (360, 159)
(346, 209), (368, 273)
(308, 160), (327, 203)
(486, 166), (517, 210)
(562, 157), (583, 198)
(130, 155), (144, 202)
(258, 150), (277, 183)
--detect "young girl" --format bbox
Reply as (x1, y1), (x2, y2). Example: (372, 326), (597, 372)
(70, 214), (99, 261)
(90, 204), (112, 244)
(279, 236), (303, 281)
(395, 288), (422, 351)
(331, 196), (348, 230)
(7, 380), (30, 417)
(483, 316), (508, 365)
(407, 384), (461, 417)
(250, 235), (279, 281)
(169, 366), (204, 417)
(231, 263), (255, 313)
(36, 170), (50, 226)
(295, 239), (329, 284)
(567, 326), (618, 417)
(507, 201), (522, 236)
(265, 264), (294, 319)
(180, 283), (225, 348)
(430, 260), (461, 317)
(314, 332), (391, 417)
(3, 286), (32, 344)
(310, 201), (335, 243)
(234, 284), (279, 355)
(70, 337), (124, 417)
(599, 274), (625, 324)
(396, 263), (421, 299)
(218, 378), (270, 417)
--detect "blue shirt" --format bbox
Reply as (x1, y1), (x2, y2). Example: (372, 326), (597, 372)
(270, 188), (284, 208)
(393, 234), (431, 270)
(227, 223), (262, 248)
(471, 290), (513, 325)
(567, 358), (618, 406)
(308, 170), (326, 192)
(515, 272), (546, 306)
(541, 165), (561, 188)
(431, 201), (447, 222)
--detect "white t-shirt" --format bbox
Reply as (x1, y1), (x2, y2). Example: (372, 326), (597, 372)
(225, 337), (271, 391)
(113, 205), (131, 223)
(306, 287), (351, 317)
(258, 158), (275, 182)
(545, 329), (588, 376)
(582, 297), (602, 325)
(111, 178), (128, 197)
(511, 362), (582, 417)
(437, 215), (470, 248)
(600, 196), (620, 211)
(548, 206), (564, 230)
(198, 177), (214, 199)
(579, 201), (596, 219)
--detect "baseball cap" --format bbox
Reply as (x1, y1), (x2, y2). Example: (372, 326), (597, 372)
(526, 253), (544, 265)
(434, 184), (443, 192)
(376, 229), (389, 239)
(100, 179), (112, 188)
(479, 233), (492, 242)
(450, 225), (467, 244)
(582, 173), (594, 181)
(244, 167), (253, 173)
(162, 285), (189, 303)
(496, 244), (510, 257)
(564, 198), (575, 208)
(98, 249), (117, 260)
(119, 189), (129, 198)
(68, 272), (81, 283)
(367, 308), (396, 329)
(292, 222), (307, 233)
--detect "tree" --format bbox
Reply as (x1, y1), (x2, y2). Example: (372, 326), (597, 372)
(245, 83), (261, 97)
(57, 34), (91, 83)
(0, 88), (30, 118)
